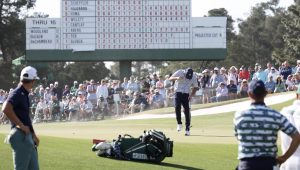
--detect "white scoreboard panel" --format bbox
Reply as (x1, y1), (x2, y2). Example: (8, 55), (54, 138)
(191, 17), (226, 48)
(26, 18), (61, 50)
(26, 0), (226, 52)
(95, 0), (191, 49)
(61, 0), (96, 51)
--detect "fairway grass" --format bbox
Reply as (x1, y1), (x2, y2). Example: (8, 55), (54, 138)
(0, 134), (238, 170)
(0, 99), (294, 170)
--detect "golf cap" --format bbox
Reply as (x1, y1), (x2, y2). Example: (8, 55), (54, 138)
(248, 80), (266, 94)
(214, 67), (219, 71)
(297, 60), (300, 64)
(20, 66), (39, 80)
(185, 68), (193, 80)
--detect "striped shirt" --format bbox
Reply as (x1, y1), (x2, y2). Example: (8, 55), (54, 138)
(171, 69), (198, 94)
(234, 103), (297, 159)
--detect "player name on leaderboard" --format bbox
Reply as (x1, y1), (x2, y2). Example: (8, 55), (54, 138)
(26, 18), (61, 50)
(61, 0), (191, 50)
(61, 0), (96, 51)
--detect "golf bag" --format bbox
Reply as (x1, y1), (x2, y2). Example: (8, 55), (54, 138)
(92, 130), (173, 163)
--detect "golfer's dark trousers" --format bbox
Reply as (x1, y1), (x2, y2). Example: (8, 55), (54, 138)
(237, 157), (277, 170)
(175, 92), (190, 131)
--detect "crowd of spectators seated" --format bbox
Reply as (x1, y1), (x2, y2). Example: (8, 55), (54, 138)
(0, 60), (300, 124)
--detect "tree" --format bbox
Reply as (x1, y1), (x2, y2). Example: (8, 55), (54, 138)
(207, 8), (236, 43)
(0, 0), (35, 63)
(228, 3), (281, 68)
(206, 8), (237, 68)
(0, 0), (36, 89)
(279, 4), (300, 63)
(52, 62), (110, 85)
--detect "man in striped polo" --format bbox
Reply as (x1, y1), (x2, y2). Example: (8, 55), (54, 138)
(234, 80), (300, 170)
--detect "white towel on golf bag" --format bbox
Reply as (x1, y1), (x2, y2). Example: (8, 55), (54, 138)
(280, 100), (300, 170)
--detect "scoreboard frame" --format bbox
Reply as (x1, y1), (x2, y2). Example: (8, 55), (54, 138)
(26, 0), (227, 62)
(25, 48), (226, 61)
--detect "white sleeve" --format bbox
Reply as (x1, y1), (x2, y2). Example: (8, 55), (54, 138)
(171, 70), (182, 78)
(96, 86), (100, 98)
(103, 87), (109, 99)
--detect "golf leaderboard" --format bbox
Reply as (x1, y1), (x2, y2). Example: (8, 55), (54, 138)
(26, 0), (226, 52)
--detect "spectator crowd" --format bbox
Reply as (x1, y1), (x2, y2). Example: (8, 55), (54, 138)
(0, 60), (300, 124)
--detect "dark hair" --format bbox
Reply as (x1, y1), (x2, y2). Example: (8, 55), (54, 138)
(21, 79), (35, 84)
(252, 87), (267, 99)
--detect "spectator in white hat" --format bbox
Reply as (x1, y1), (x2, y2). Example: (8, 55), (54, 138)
(227, 66), (238, 85)
(210, 67), (224, 89)
(43, 87), (52, 104)
(220, 67), (228, 83)
(267, 66), (279, 82)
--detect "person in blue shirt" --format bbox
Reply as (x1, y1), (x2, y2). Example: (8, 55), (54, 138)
(280, 61), (293, 81)
(151, 89), (165, 109)
(265, 75), (276, 93)
(252, 66), (268, 83)
(2, 66), (40, 170)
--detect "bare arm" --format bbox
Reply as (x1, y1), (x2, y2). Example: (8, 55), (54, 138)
(190, 87), (199, 97)
(277, 132), (300, 164)
(169, 76), (181, 81)
(1, 101), (30, 134)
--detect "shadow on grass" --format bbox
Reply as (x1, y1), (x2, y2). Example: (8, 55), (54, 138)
(159, 162), (204, 170)
(106, 157), (204, 170)
(134, 160), (204, 170)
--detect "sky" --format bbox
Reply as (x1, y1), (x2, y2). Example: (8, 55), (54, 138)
(29, 0), (295, 20)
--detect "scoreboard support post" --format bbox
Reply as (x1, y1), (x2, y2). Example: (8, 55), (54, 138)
(120, 61), (132, 80)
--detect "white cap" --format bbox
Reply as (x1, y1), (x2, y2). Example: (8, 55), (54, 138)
(214, 67), (219, 71)
(297, 60), (300, 64)
(20, 66), (39, 80)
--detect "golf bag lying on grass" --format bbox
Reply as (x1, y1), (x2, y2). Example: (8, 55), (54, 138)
(92, 130), (173, 163)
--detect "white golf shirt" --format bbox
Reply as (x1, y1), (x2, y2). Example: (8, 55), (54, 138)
(280, 100), (300, 170)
